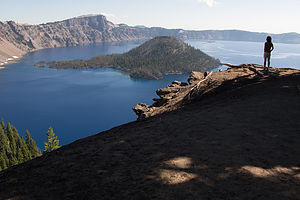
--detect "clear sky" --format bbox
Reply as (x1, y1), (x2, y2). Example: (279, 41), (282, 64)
(1, 0), (300, 34)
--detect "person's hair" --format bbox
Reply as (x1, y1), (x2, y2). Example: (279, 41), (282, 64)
(266, 36), (272, 42)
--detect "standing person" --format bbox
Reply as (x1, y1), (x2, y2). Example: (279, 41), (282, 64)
(264, 36), (274, 72)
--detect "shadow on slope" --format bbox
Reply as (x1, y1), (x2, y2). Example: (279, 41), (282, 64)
(0, 70), (300, 200)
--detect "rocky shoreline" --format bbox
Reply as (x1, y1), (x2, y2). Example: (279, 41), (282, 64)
(0, 56), (20, 66)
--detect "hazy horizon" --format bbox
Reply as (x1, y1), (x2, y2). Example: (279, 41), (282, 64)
(1, 13), (300, 35)
(1, 0), (300, 34)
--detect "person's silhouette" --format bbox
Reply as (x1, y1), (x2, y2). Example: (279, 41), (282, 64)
(264, 36), (274, 72)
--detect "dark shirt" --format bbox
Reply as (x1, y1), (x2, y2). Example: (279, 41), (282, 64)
(264, 42), (274, 53)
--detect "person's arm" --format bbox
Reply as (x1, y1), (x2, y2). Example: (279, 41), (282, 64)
(270, 43), (274, 52)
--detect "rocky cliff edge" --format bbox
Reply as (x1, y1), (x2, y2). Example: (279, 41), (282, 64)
(134, 65), (300, 120)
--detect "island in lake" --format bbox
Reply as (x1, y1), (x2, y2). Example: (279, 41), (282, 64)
(37, 36), (221, 79)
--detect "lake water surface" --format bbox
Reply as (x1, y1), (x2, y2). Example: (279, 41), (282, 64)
(1, 40), (300, 148)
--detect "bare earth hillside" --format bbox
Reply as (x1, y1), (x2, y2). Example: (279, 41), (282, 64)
(0, 66), (299, 200)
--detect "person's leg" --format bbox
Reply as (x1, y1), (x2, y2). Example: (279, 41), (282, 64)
(264, 54), (266, 70)
(267, 56), (270, 71)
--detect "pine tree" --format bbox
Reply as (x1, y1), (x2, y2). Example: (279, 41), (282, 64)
(11, 125), (25, 162)
(25, 130), (41, 158)
(4, 153), (9, 167)
(9, 156), (18, 166)
(44, 127), (60, 153)
(0, 153), (7, 170)
(0, 119), (5, 130)
(12, 126), (22, 143)
(16, 148), (24, 163)
(6, 122), (17, 156)
(0, 126), (8, 153)
(0, 127), (9, 171)
(19, 137), (30, 160)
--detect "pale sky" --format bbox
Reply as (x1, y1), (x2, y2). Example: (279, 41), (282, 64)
(1, 0), (300, 34)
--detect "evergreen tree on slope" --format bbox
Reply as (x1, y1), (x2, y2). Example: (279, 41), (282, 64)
(44, 127), (60, 153)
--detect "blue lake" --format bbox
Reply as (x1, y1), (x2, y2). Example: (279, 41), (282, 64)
(1, 40), (300, 149)
(187, 40), (300, 69)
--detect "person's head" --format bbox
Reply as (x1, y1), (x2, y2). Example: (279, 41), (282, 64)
(266, 36), (272, 42)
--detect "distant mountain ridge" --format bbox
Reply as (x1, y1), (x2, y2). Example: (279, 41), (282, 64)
(1, 14), (300, 63)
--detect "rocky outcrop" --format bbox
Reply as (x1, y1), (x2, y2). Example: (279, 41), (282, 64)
(187, 71), (205, 84)
(133, 71), (219, 120)
(133, 65), (300, 120)
(133, 80), (191, 119)
(133, 77), (201, 120)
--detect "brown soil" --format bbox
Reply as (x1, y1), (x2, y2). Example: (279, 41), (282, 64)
(0, 39), (25, 63)
(0, 67), (300, 200)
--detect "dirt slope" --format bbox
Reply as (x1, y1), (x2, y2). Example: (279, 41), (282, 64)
(0, 39), (25, 63)
(0, 67), (300, 200)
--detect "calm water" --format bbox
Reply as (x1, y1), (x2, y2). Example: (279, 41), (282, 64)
(1, 40), (300, 149)
(187, 40), (300, 69)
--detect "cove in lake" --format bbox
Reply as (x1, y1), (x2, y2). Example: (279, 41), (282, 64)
(1, 40), (300, 149)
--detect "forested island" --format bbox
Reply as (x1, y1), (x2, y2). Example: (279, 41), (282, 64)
(37, 36), (220, 79)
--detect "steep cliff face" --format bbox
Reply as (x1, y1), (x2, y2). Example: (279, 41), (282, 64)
(0, 15), (145, 51)
(0, 15), (150, 63)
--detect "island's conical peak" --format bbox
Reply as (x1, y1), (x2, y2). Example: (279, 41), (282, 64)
(128, 36), (188, 56)
(41, 36), (220, 79)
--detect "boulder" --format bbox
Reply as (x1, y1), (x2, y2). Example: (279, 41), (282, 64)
(172, 80), (182, 85)
(180, 82), (189, 86)
(172, 81), (188, 86)
(156, 88), (180, 96)
(152, 98), (168, 107)
(133, 103), (149, 116)
(188, 71), (205, 85)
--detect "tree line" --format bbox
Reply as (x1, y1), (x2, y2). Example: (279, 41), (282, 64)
(0, 119), (60, 171)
